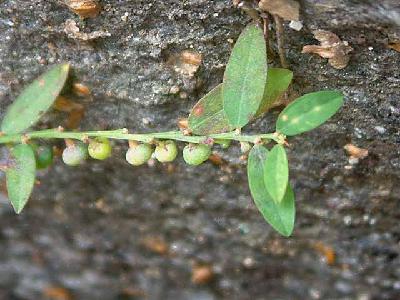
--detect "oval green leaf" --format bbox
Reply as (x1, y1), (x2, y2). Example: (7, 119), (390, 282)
(247, 145), (295, 237)
(188, 84), (233, 135)
(1, 63), (70, 134)
(264, 144), (289, 204)
(5, 144), (36, 214)
(255, 68), (293, 117)
(276, 90), (344, 136)
(223, 23), (267, 128)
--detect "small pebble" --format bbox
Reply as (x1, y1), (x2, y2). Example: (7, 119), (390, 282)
(343, 215), (352, 225)
(169, 85), (180, 94)
(289, 20), (303, 31)
(142, 117), (151, 125)
(242, 257), (255, 268)
(191, 265), (214, 284)
(121, 12), (129, 22)
(374, 126), (386, 134)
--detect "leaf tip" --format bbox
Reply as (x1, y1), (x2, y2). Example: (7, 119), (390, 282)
(12, 203), (24, 214)
(281, 229), (293, 237)
(61, 63), (71, 72)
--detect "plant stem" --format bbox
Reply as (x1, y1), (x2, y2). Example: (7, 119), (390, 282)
(273, 14), (288, 69)
(0, 128), (281, 145)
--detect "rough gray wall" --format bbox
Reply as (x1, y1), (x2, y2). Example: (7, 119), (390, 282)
(0, 0), (399, 299)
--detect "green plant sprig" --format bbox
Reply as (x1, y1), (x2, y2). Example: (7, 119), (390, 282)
(0, 129), (282, 145)
(0, 23), (344, 237)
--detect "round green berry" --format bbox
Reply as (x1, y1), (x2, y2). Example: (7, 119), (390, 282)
(126, 143), (153, 166)
(183, 143), (211, 166)
(88, 137), (112, 160)
(35, 145), (54, 169)
(154, 140), (178, 163)
(62, 142), (88, 166)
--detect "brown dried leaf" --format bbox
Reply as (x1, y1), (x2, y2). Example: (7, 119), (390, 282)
(388, 42), (400, 52)
(72, 83), (91, 97)
(66, 109), (85, 129)
(302, 30), (353, 69)
(304, 46), (335, 59)
(54, 96), (84, 113)
(313, 241), (336, 266)
(141, 236), (169, 255)
(313, 30), (341, 46)
(167, 50), (202, 77)
(43, 286), (72, 300)
(259, 0), (300, 21)
(177, 118), (189, 130)
(344, 144), (368, 159)
(65, 0), (101, 18)
(54, 96), (85, 129)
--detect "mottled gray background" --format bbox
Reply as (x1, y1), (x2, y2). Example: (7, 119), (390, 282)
(0, 1), (399, 299)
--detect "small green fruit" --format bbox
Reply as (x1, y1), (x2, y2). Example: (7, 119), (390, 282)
(126, 143), (153, 166)
(88, 137), (112, 160)
(62, 142), (88, 166)
(183, 143), (211, 166)
(154, 140), (178, 162)
(35, 145), (54, 169)
(30, 143), (54, 169)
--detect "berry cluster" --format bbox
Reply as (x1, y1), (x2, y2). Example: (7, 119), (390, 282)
(59, 139), (213, 167)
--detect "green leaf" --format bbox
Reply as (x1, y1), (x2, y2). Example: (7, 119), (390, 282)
(264, 144), (289, 204)
(255, 68), (293, 117)
(188, 68), (293, 133)
(1, 63), (70, 134)
(276, 90), (344, 136)
(247, 145), (295, 237)
(223, 23), (267, 128)
(5, 144), (36, 214)
(188, 84), (233, 135)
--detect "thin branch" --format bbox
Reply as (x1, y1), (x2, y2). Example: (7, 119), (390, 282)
(272, 14), (288, 68)
(0, 129), (283, 145)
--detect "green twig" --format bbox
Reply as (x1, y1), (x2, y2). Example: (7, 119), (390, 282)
(0, 128), (282, 145)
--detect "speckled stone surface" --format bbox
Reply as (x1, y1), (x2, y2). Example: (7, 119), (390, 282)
(0, 1), (399, 299)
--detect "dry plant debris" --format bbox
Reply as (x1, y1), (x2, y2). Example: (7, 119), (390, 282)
(141, 236), (169, 255)
(54, 96), (85, 129)
(72, 83), (91, 97)
(388, 42), (400, 52)
(54, 96), (84, 113)
(344, 143), (369, 165)
(43, 286), (72, 300)
(259, 0), (300, 21)
(313, 241), (336, 266)
(168, 50), (202, 77)
(64, 19), (111, 41)
(191, 265), (214, 284)
(302, 30), (353, 69)
(344, 144), (369, 159)
(64, 0), (101, 18)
